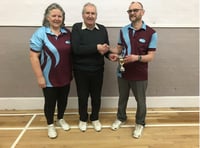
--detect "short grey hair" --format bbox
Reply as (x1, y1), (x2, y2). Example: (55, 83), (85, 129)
(42, 3), (65, 27)
(130, 1), (144, 9)
(82, 2), (97, 14)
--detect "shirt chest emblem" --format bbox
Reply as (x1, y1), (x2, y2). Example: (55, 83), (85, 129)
(65, 40), (70, 44)
(139, 38), (146, 43)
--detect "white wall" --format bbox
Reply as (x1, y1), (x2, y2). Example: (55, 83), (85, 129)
(0, 0), (199, 27)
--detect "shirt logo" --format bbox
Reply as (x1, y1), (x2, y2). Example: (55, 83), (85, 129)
(139, 38), (146, 43)
(65, 40), (70, 44)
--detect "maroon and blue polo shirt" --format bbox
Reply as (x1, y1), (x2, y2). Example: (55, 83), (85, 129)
(117, 22), (158, 80)
(30, 26), (72, 87)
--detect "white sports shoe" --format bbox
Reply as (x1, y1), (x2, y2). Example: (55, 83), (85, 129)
(79, 121), (87, 132)
(111, 119), (124, 130)
(48, 124), (57, 139)
(92, 120), (102, 132)
(133, 124), (144, 138)
(57, 119), (70, 131)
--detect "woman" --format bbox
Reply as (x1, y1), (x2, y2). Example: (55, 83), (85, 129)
(29, 3), (72, 139)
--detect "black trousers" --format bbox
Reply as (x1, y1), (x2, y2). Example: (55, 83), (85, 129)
(74, 70), (103, 122)
(42, 85), (70, 125)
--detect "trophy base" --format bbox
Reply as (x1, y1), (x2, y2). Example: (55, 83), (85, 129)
(120, 67), (125, 72)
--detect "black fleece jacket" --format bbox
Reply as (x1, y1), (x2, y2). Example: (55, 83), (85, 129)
(71, 22), (110, 72)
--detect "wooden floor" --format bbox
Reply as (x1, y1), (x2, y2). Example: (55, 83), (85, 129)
(0, 108), (199, 148)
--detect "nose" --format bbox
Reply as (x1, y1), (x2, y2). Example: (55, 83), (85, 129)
(55, 16), (60, 19)
(88, 13), (93, 17)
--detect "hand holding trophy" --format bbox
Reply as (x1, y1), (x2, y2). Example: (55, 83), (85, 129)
(118, 55), (125, 72)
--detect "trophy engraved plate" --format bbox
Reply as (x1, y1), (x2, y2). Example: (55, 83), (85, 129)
(118, 55), (125, 72)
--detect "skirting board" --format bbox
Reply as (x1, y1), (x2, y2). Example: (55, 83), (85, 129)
(0, 96), (199, 110)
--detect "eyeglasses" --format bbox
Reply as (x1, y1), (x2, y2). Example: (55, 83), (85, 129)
(127, 9), (142, 13)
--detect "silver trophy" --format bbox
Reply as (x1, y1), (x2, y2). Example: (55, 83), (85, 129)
(118, 55), (125, 72)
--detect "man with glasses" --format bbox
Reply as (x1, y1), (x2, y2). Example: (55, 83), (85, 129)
(110, 1), (158, 138)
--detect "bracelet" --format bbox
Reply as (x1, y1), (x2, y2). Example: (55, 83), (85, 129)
(138, 55), (142, 62)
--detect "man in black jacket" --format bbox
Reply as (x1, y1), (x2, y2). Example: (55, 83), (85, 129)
(71, 2), (110, 132)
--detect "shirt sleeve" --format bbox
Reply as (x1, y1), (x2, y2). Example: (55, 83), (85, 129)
(30, 27), (45, 52)
(148, 32), (158, 49)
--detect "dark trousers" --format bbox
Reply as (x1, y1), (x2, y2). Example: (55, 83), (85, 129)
(74, 70), (103, 122)
(42, 85), (70, 125)
(117, 77), (147, 126)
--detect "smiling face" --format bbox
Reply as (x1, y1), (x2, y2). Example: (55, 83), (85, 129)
(82, 5), (97, 29)
(127, 2), (144, 23)
(47, 8), (63, 29)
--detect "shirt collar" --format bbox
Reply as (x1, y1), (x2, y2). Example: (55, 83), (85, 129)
(45, 27), (67, 35)
(128, 21), (146, 30)
(81, 22), (99, 30)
